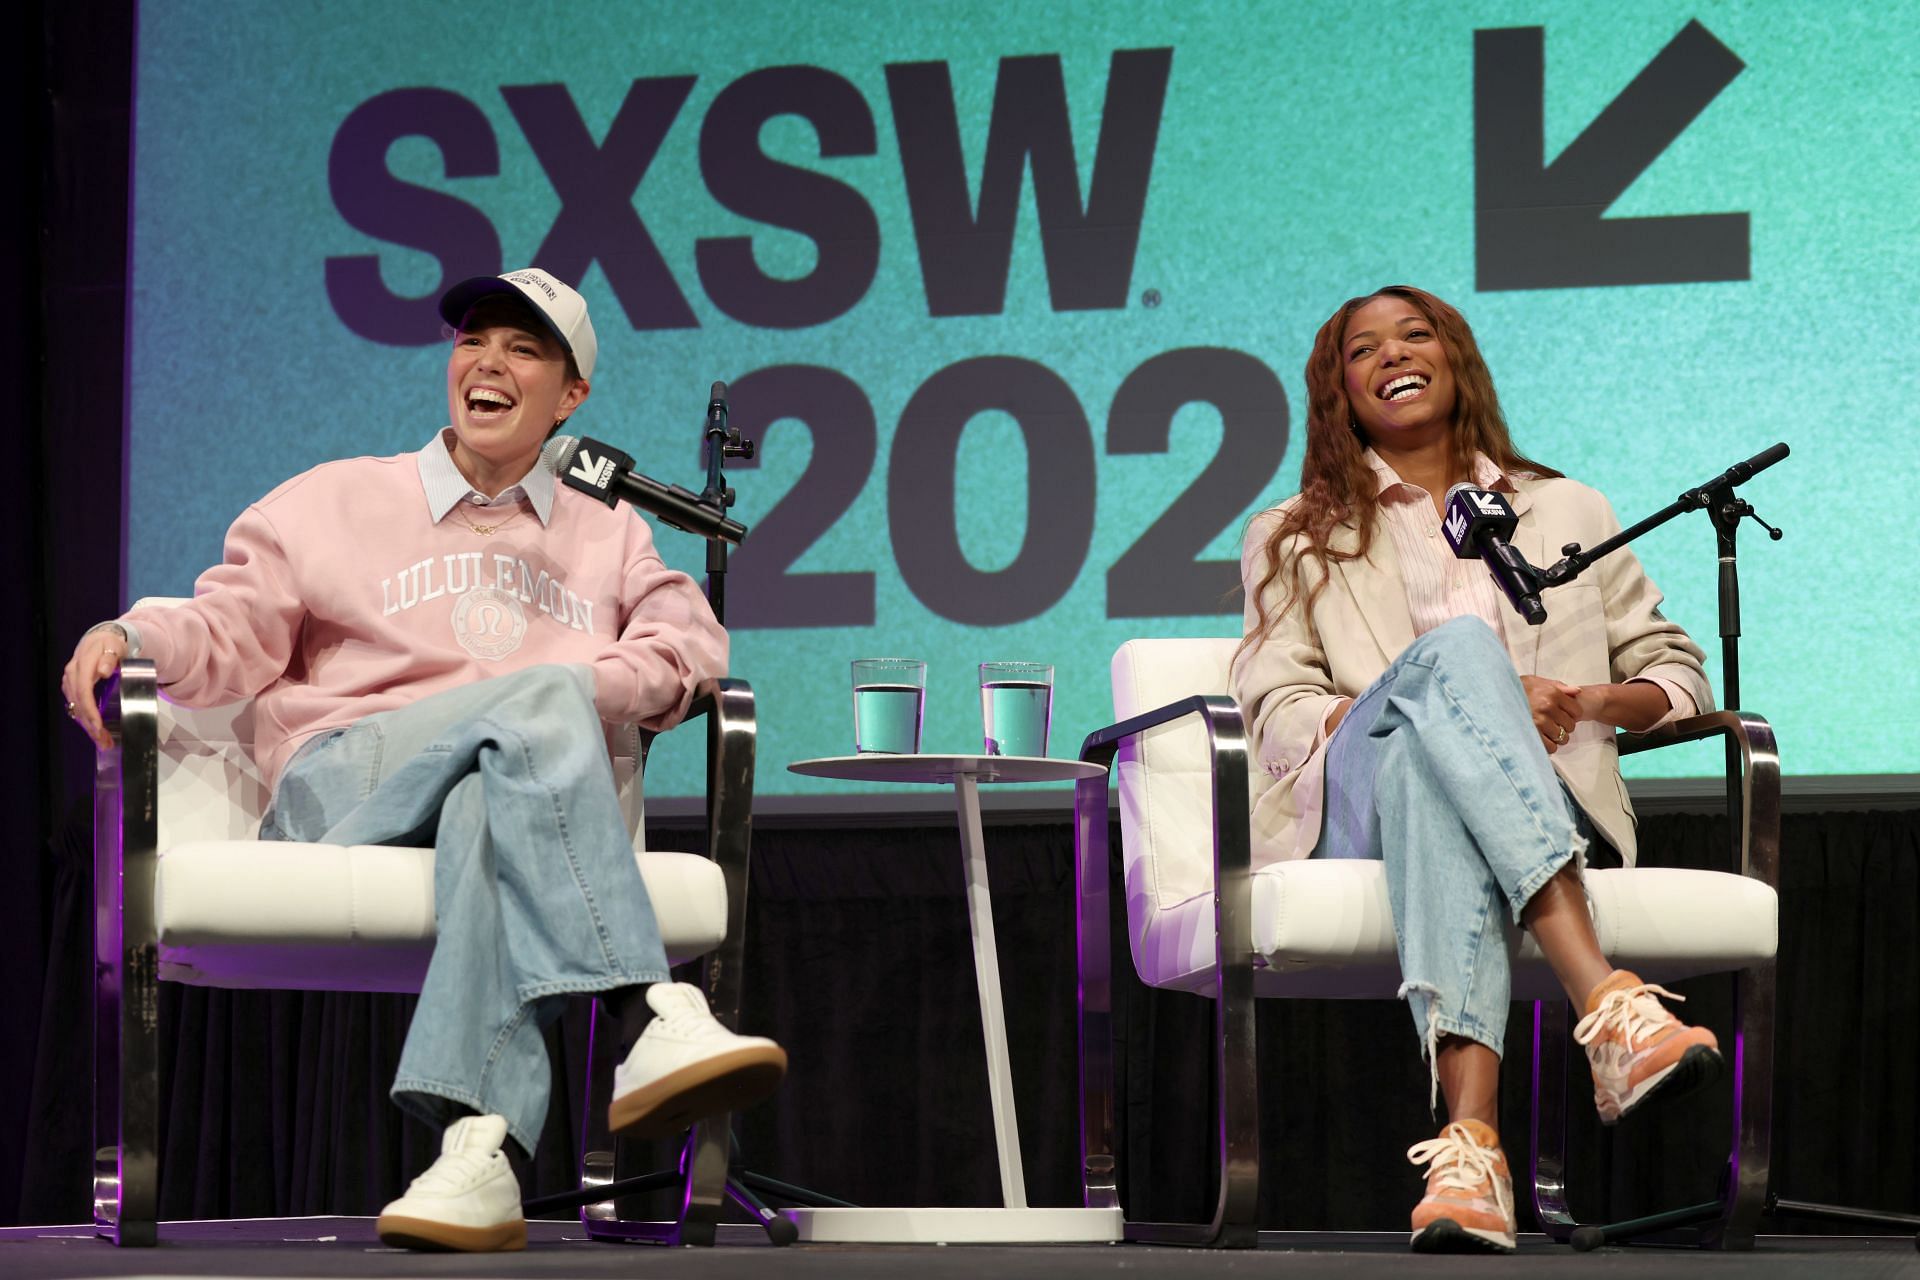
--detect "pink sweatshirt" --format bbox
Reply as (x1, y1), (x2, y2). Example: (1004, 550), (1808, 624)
(122, 442), (727, 789)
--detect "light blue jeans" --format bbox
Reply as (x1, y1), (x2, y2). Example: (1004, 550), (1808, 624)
(259, 664), (670, 1155)
(1316, 617), (1588, 1075)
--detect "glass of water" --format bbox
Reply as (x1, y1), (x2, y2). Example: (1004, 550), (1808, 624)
(852, 659), (926, 754)
(979, 662), (1053, 757)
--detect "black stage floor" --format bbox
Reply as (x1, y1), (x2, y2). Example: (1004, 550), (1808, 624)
(2, 1219), (1915, 1279)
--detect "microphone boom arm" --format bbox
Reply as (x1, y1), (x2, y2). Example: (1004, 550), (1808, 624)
(1538, 443), (1789, 590)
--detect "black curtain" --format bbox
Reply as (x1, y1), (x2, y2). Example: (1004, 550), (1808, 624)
(5, 0), (134, 1228)
(17, 809), (1920, 1228)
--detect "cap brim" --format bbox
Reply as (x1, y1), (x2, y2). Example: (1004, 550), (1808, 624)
(437, 276), (577, 356)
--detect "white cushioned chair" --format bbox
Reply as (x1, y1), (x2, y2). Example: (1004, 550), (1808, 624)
(92, 600), (757, 1248)
(1073, 637), (1779, 1249)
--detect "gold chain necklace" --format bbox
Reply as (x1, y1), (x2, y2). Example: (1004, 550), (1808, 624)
(455, 503), (527, 536)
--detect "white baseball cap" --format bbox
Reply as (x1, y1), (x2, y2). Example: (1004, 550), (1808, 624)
(439, 267), (597, 380)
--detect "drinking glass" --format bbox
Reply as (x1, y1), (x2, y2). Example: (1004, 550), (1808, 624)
(979, 661), (1052, 757)
(851, 659), (926, 754)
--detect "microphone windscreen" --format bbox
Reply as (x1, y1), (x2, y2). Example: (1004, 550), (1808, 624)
(1442, 480), (1483, 505)
(709, 380), (727, 404)
(540, 434), (580, 477)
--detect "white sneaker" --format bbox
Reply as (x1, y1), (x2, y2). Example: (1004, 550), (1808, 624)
(375, 1114), (526, 1252)
(609, 983), (787, 1139)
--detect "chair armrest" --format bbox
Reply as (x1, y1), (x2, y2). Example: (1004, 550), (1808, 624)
(1616, 710), (1780, 886)
(1616, 708), (1773, 758)
(1073, 694), (1260, 1234)
(676, 677), (756, 1030)
(1076, 694), (1251, 890)
(1075, 691), (1251, 904)
(1079, 693), (1243, 760)
(94, 659), (159, 758)
(679, 677), (755, 879)
(94, 662), (162, 952)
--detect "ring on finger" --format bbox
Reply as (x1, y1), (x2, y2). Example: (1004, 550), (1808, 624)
(1555, 725), (1569, 744)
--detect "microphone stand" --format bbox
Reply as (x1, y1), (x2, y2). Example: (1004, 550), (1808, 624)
(1537, 444), (1919, 1249)
(698, 381), (754, 624)
(1536, 442), (1787, 821)
(524, 382), (854, 1245)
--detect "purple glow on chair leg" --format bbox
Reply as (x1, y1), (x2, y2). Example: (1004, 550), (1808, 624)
(1074, 896), (1089, 1176)
(1530, 1003), (1542, 1093)
(1528, 1002), (1547, 1220)
(1727, 1029), (1745, 1197)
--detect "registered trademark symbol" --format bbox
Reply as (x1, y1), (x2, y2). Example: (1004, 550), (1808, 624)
(1141, 289), (1161, 308)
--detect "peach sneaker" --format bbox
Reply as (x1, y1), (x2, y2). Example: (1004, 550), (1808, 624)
(1407, 1119), (1516, 1253)
(1573, 970), (1723, 1124)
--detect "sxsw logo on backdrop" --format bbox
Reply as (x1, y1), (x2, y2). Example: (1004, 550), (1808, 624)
(324, 51), (1174, 343)
(323, 21), (1749, 343)
(1474, 20), (1748, 291)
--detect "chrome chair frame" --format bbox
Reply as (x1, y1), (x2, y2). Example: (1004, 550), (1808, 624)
(1074, 700), (1779, 1249)
(91, 662), (758, 1248)
(1531, 711), (1780, 1249)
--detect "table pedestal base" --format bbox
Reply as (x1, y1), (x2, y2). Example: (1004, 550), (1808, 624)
(780, 1205), (1122, 1244)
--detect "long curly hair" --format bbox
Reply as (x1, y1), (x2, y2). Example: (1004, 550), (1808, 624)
(1242, 285), (1560, 650)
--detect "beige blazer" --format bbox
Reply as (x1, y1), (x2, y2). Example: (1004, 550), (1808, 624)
(1230, 475), (1711, 867)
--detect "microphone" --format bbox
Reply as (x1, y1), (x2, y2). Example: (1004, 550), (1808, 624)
(1441, 483), (1546, 626)
(543, 434), (748, 545)
(1679, 441), (1789, 506)
(701, 380), (728, 476)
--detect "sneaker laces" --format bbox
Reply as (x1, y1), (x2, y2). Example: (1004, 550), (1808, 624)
(646, 982), (729, 1038)
(1406, 1124), (1509, 1212)
(1573, 981), (1684, 1050)
(407, 1147), (498, 1196)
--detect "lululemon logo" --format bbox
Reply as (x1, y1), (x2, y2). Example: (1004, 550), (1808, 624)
(452, 587), (527, 661)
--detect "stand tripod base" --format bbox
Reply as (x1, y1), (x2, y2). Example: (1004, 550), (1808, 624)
(1568, 1199), (1724, 1251)
(781, 1206), (1121, 1244)
(531, 1160), (852, 1247)
(1768, 1194), (1920, 1248)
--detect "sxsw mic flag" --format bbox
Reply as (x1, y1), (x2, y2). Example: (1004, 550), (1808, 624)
(547, 433), (634, 505)
(1442, 484), (1546, 626)
(1442, 485), (1520, 551)
(545, 435), (748, 544)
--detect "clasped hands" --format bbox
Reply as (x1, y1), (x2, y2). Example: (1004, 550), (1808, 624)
(1520, 675), (1608, 755)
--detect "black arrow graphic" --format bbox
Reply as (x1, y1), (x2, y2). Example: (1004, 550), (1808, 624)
(1476, 21), (1749, 290)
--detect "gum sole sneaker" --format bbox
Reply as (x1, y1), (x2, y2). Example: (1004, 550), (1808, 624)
(610, 982), (788, 1140)
(376, 1114), (526, 1252)
(1575, 970), (1724, 1124)
(375, 1215), (527, 1253)
(1407, 1119), (1516, 1254)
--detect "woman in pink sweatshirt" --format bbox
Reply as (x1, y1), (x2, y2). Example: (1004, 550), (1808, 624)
(59, 268), (785, 1253)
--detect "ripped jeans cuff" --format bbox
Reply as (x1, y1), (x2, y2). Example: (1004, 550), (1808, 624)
(1398, 980), (1505, 1116)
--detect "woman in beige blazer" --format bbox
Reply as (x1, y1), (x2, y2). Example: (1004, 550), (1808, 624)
(1231, 286), (1718, 1255)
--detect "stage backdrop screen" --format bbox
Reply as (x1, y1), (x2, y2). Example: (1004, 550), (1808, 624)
(126, 1), (1917, 803)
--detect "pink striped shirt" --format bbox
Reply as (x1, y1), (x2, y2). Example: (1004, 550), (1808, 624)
(1367, 449), (1511, 639)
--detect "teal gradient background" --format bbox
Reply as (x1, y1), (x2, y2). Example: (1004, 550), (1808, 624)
(127, 1), (1918, 799)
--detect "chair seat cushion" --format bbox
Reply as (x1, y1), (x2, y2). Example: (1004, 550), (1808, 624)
(1132, 860), (1777, 1000)
(155, 841), (727, 992)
